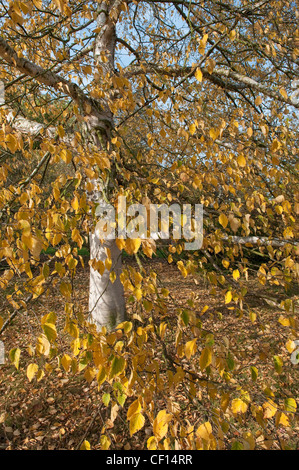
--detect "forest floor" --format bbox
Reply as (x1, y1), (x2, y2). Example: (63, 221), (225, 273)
(0, 256), (298, 450)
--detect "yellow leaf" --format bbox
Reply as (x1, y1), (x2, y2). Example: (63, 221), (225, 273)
(100, 435), (111, 450)
(199, 347), (212, 371)
(61, 354), (72, 372)
(42, 322), (57, 342)
(71, 196), (79, 212)
(271, 139), (281, 152)
(284, 398), (296, 413)
(60, 149), (72, 164)
(97, 366), (107, 386)
(19, 219), (31, 236)
(219, 213), (228, 228)
(127, 399), (142, 420)
(134, 287), (143, 301)
(126, 238), (141, 254)
(6, 134), (18, 153)
(285, 340), (295, 353)
(37, 369), (45, 382)
(153, 410), (172, 441)
(147, 436), (157, 450)
(195, 68), (203, 82)
(105, 258), (112, 271)
(9, 348), (21, 370)
(249, 311), (256, 323)
(22, 235), (43, 258)
(110, 356), (126, 378)
(279, 88), (288, 100)
(263, 399), (277, 419)
(196, 421), (213, 441)
(80, 440), (91, 450)
(57, 125), (65, 138)
(225, 291), (232, 304)
(209, 128), (219, 140)
(27, 363), (38, 382)
(185, 338), (197, 360)
(116, 238), (126, 251)
(198, 34), (209, 54)
(129, 412), (145, 436)
(231, 398), (248, 414)
(189, 123), (197, 135)
(206, 58), (216, 74)
(84, 367), (96, 383)
(229, 30), (236, 41)
(177, 260), (188, 278)
(275, 412), (290, 427)
(36, 334), (50, 356)
(237, 154), (246, 167)
(273, 355), (283, 374)
(60, 281), (72, 299)
(242, 432), (255, 450)
(233, 269), (240, 280)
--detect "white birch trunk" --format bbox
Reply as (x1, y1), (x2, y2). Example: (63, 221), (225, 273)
(88, 1), (126, 330)
(89, 234), (125, 330)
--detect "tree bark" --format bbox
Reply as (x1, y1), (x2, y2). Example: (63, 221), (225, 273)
(87, 1), (126, 330)
(89, 235), (125, 330)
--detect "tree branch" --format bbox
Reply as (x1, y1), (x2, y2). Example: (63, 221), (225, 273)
(123, 63), (299, 108)
(0, 36), (109, 128)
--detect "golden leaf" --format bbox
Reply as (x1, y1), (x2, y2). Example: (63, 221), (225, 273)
(231, 398), (248, 414)
(61, 354), (72, 372)
(225, 291), (232, 304)
(185, 338), (197, 360)
(80, 440), (91, 450)
(219, 213), (228, 228)
(127, 399), (142, 420)
(195, 68), (203, 82)
(199, 347), (212, 371)
(129, 413), (145, 436)
(27, 363), (38, 382)
(237, 154), (246, 167)
(263, 399), (277, 419)
(196, 421), (213, 441)
(153, 410), (172, 441)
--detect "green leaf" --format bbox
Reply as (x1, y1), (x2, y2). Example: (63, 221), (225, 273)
(181, 310), (189, 326)
(102, 393), (111, 407)
(9, 347), (21, 370)
(110, 356), (126, 378)
(42, 322), (57, 342)
(117, 392), (126, 407)
(231, 440), (244, 450)
(250, 366), (258, 382)
(227, 352), (235, 371)
(273, 355), (283, 374)
(284, 398), (296, 413)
